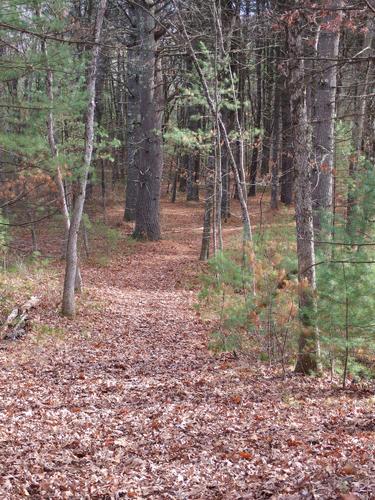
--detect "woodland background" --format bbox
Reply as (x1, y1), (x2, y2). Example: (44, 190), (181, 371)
(0, 0), (375, 498)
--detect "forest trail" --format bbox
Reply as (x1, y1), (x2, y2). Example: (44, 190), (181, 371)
(0, 199), (374, 498)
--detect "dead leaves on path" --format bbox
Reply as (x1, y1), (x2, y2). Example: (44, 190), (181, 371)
(0, 201), (374, 498)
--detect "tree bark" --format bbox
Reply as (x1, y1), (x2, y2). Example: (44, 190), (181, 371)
(185, 99), (200, 202)
(124, 6), (141, 222)
(133, 1), (164, 240)
(280, 73), (293, 205)
(311, 1), (343, 235)
(288, 17), (321, 375)
(221, 146), (230, 220)
(260, 45), (274, 178)
(42, 38), (81, 287)
(249, 0), (262, 197)
(347, 22), (373, 225)
(186, 153), (200, 201)
(270, 68), (281, 210)
(173, 0), (252, 242)
(200, 156), (214, 261)
(62, 0), (107, 318)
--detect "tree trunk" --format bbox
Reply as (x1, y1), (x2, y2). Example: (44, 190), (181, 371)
(288, 18), (321, 375)
(62, 0), (107, 318)
(249, 0), (262, 197)
(311, 1), (342, 235)
(260, 45), (274, 179)
(200, 156), (214, 261)
(43, 38), (81, 287)
(170, 156), (180, 203)
(186, 103), (200, 202)
(174, 0), (252, 242)
(221, 147), (230, 220)
(280, 73), (293, 205)
(124, 7), (141, 222)
(347, 22), (373, 225)
(133, 2), (164, 240)
(270, 69), (281, 210)
(186, 154), (200, 201)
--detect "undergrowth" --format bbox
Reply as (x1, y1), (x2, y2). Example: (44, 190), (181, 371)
(198, 223), (300, 372)
(199, 198), (375, 381)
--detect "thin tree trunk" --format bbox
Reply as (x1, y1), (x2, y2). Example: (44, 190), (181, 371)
(62, 0), (107, 318)
(173, 0), (252, 242)
(270, 70), (281, 210)
(43, 38), (82, 289)
(347, 22), (373, 225)
(200, 156), (214, 261)
(249, 1), (262, 197)
(124, 10), (140, 222)
(186, 103), (200, 202)
(221, 147), (230, 220)
(42, 42), (70, 239)
(260, 45), (274, 179)
(186, 154), (200, 201)
(170, 155), (180, 203)
(28, 211), (38, 253)
(101, 159), (107, 223)
(280, 73), (293, 205)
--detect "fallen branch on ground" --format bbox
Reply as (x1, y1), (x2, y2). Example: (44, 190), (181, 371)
(1, 296), (40, 340)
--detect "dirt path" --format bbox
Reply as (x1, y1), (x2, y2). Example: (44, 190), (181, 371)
(0, 200), (374, 499)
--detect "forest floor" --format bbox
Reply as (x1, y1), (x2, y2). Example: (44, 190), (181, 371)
(0, 196), (374, 499)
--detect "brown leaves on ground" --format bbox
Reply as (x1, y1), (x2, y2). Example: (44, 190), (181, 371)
(0, 198), (374, 498)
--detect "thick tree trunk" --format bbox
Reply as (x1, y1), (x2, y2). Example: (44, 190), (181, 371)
(312, 1), (342, 235)
(288, 19), (321, 375)
(133, 2), (164, 240)
(62, 0), (107, 318)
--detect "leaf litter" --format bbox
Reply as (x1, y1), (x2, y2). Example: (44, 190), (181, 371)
(0, 199), (374, 499)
